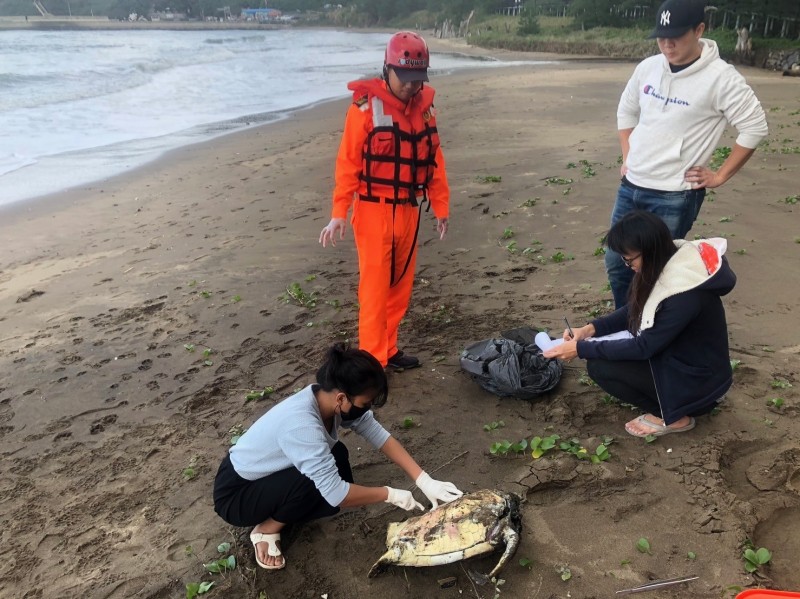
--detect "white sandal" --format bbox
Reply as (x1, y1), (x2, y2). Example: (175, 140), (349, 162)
(250, 532), (285, 570)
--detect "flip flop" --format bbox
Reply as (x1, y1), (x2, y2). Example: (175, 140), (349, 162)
(625, 414), (696, 438)
(250, 532), (285, 570)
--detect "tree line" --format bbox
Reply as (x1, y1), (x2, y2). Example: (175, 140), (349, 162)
(551, 0), (800, 38)
(2, 0), (798, 39)
(274, 0), (800, 38)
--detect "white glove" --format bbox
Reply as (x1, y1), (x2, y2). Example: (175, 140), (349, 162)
(385, 487), (424, 511)
(415, 471), (463, 509)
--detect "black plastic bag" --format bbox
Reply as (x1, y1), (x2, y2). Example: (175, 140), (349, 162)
(459, 326), (563, 400)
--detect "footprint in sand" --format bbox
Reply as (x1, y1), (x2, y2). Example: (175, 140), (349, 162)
(98, 576), (151, 599)
(753, 506), (800, 588)
(90, 414), (118, 434)
(721, 441), (799, 501)
(720, 441), (800, 588)
(166, 537), (209, 562)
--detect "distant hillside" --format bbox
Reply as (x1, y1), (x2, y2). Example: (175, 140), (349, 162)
(1, 0), (114, 17)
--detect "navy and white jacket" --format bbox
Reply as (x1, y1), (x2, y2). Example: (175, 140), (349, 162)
(577, 238), (736, 424)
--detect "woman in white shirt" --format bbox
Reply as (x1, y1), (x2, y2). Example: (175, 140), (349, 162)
(213, 343), (462, 570)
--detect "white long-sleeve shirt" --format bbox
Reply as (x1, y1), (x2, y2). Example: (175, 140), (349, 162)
(229, 384), (391, 507)
(617, 38), (768, 191)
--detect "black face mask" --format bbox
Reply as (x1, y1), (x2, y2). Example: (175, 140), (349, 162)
(341, 403), (370, 421)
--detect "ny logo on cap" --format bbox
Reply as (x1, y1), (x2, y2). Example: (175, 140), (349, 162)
(660, 10), (671, 25)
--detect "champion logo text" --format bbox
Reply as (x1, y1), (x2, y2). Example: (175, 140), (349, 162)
(642, 84), (690, 106)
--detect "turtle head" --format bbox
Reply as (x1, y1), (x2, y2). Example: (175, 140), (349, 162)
(505, 492), (522, 533)
(488, 492), (522, 542)
(486, 492), (522, 579)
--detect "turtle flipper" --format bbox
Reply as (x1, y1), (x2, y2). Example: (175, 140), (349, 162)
(488, 520), (520, 579)
(368, 551), (393, 578)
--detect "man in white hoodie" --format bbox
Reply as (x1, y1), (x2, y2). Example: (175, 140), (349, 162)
(606, 0), (768, 308)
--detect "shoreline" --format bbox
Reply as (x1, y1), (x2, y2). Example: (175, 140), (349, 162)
(0, 37), (565, 214)
(4, 18), (796, 68)
(0, 98), (334, 215)
(0, 94), (348, 221)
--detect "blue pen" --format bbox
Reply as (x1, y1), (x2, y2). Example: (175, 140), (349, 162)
(564, 316), (575, 339)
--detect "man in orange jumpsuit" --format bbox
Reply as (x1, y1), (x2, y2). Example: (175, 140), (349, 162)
(319, 31), (450, 371)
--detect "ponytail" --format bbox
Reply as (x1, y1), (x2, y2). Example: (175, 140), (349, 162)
(316, 343), (388, 407)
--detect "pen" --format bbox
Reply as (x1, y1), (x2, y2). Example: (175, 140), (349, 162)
(564, 316), (575, 339)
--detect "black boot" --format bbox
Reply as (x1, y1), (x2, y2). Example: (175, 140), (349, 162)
(386, 350), (421, 371)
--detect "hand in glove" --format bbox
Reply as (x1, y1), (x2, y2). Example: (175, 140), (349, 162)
(415, 471), (463, 509)
(385, 487), (424, 512)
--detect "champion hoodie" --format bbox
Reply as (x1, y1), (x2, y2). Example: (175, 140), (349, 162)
(618, 39), (768, 191)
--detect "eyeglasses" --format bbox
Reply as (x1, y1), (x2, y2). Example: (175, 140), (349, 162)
(622, 253), (641, 268)
(345, 390), (387, 410)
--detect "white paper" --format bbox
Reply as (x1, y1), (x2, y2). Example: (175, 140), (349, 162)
(536, 329), (633, 351)
(535, 332), (564, 352)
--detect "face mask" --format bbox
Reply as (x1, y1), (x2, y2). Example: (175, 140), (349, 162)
(341, 403), (370, 421)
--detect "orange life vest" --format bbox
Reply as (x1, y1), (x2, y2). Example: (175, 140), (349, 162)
(347, 79), (441, 202)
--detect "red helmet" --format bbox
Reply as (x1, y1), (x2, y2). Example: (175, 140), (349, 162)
(385, 31), (430, 79)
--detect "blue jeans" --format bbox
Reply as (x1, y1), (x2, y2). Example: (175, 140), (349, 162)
(605, 180), (705, 308)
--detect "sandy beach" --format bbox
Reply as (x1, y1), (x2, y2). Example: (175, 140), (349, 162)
(1, 41), (799, 599)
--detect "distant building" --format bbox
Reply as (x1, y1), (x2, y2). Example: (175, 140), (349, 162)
(240, 8), (281, 22)
(149, 10), (187, 21)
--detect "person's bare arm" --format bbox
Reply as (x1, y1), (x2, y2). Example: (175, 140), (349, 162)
(684, 143), (756, 189)
(338, 484), (389, 508)
(619, 128), (633, 176)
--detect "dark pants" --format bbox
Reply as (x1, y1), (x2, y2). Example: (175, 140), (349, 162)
(588, 358), (719, 422)
(213, 441), (354, 527)
(588, 358), (661, 415)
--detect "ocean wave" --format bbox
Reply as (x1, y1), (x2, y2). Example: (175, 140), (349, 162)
(0, 153), (38, 178)
(204, 34), (266, 45)
(0, 28), (531, 205)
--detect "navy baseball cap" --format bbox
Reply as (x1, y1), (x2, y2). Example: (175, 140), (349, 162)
(391, 66), (429, 83)
(649, 0), (706, 39)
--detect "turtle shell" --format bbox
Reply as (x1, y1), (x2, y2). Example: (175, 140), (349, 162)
(368, 489), (521, 578)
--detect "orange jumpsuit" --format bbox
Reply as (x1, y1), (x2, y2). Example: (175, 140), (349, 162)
(331, 78), (450, 366)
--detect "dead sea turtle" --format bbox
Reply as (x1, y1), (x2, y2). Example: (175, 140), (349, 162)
(368, 489), (521, 579)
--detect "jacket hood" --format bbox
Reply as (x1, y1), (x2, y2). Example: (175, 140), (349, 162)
(640, 238), (736, 330)
(655, 38), (719, 108)
(660, 38), (719, 77)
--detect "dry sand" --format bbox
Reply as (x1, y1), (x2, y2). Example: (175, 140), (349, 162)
(1, 43), (799, 599)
